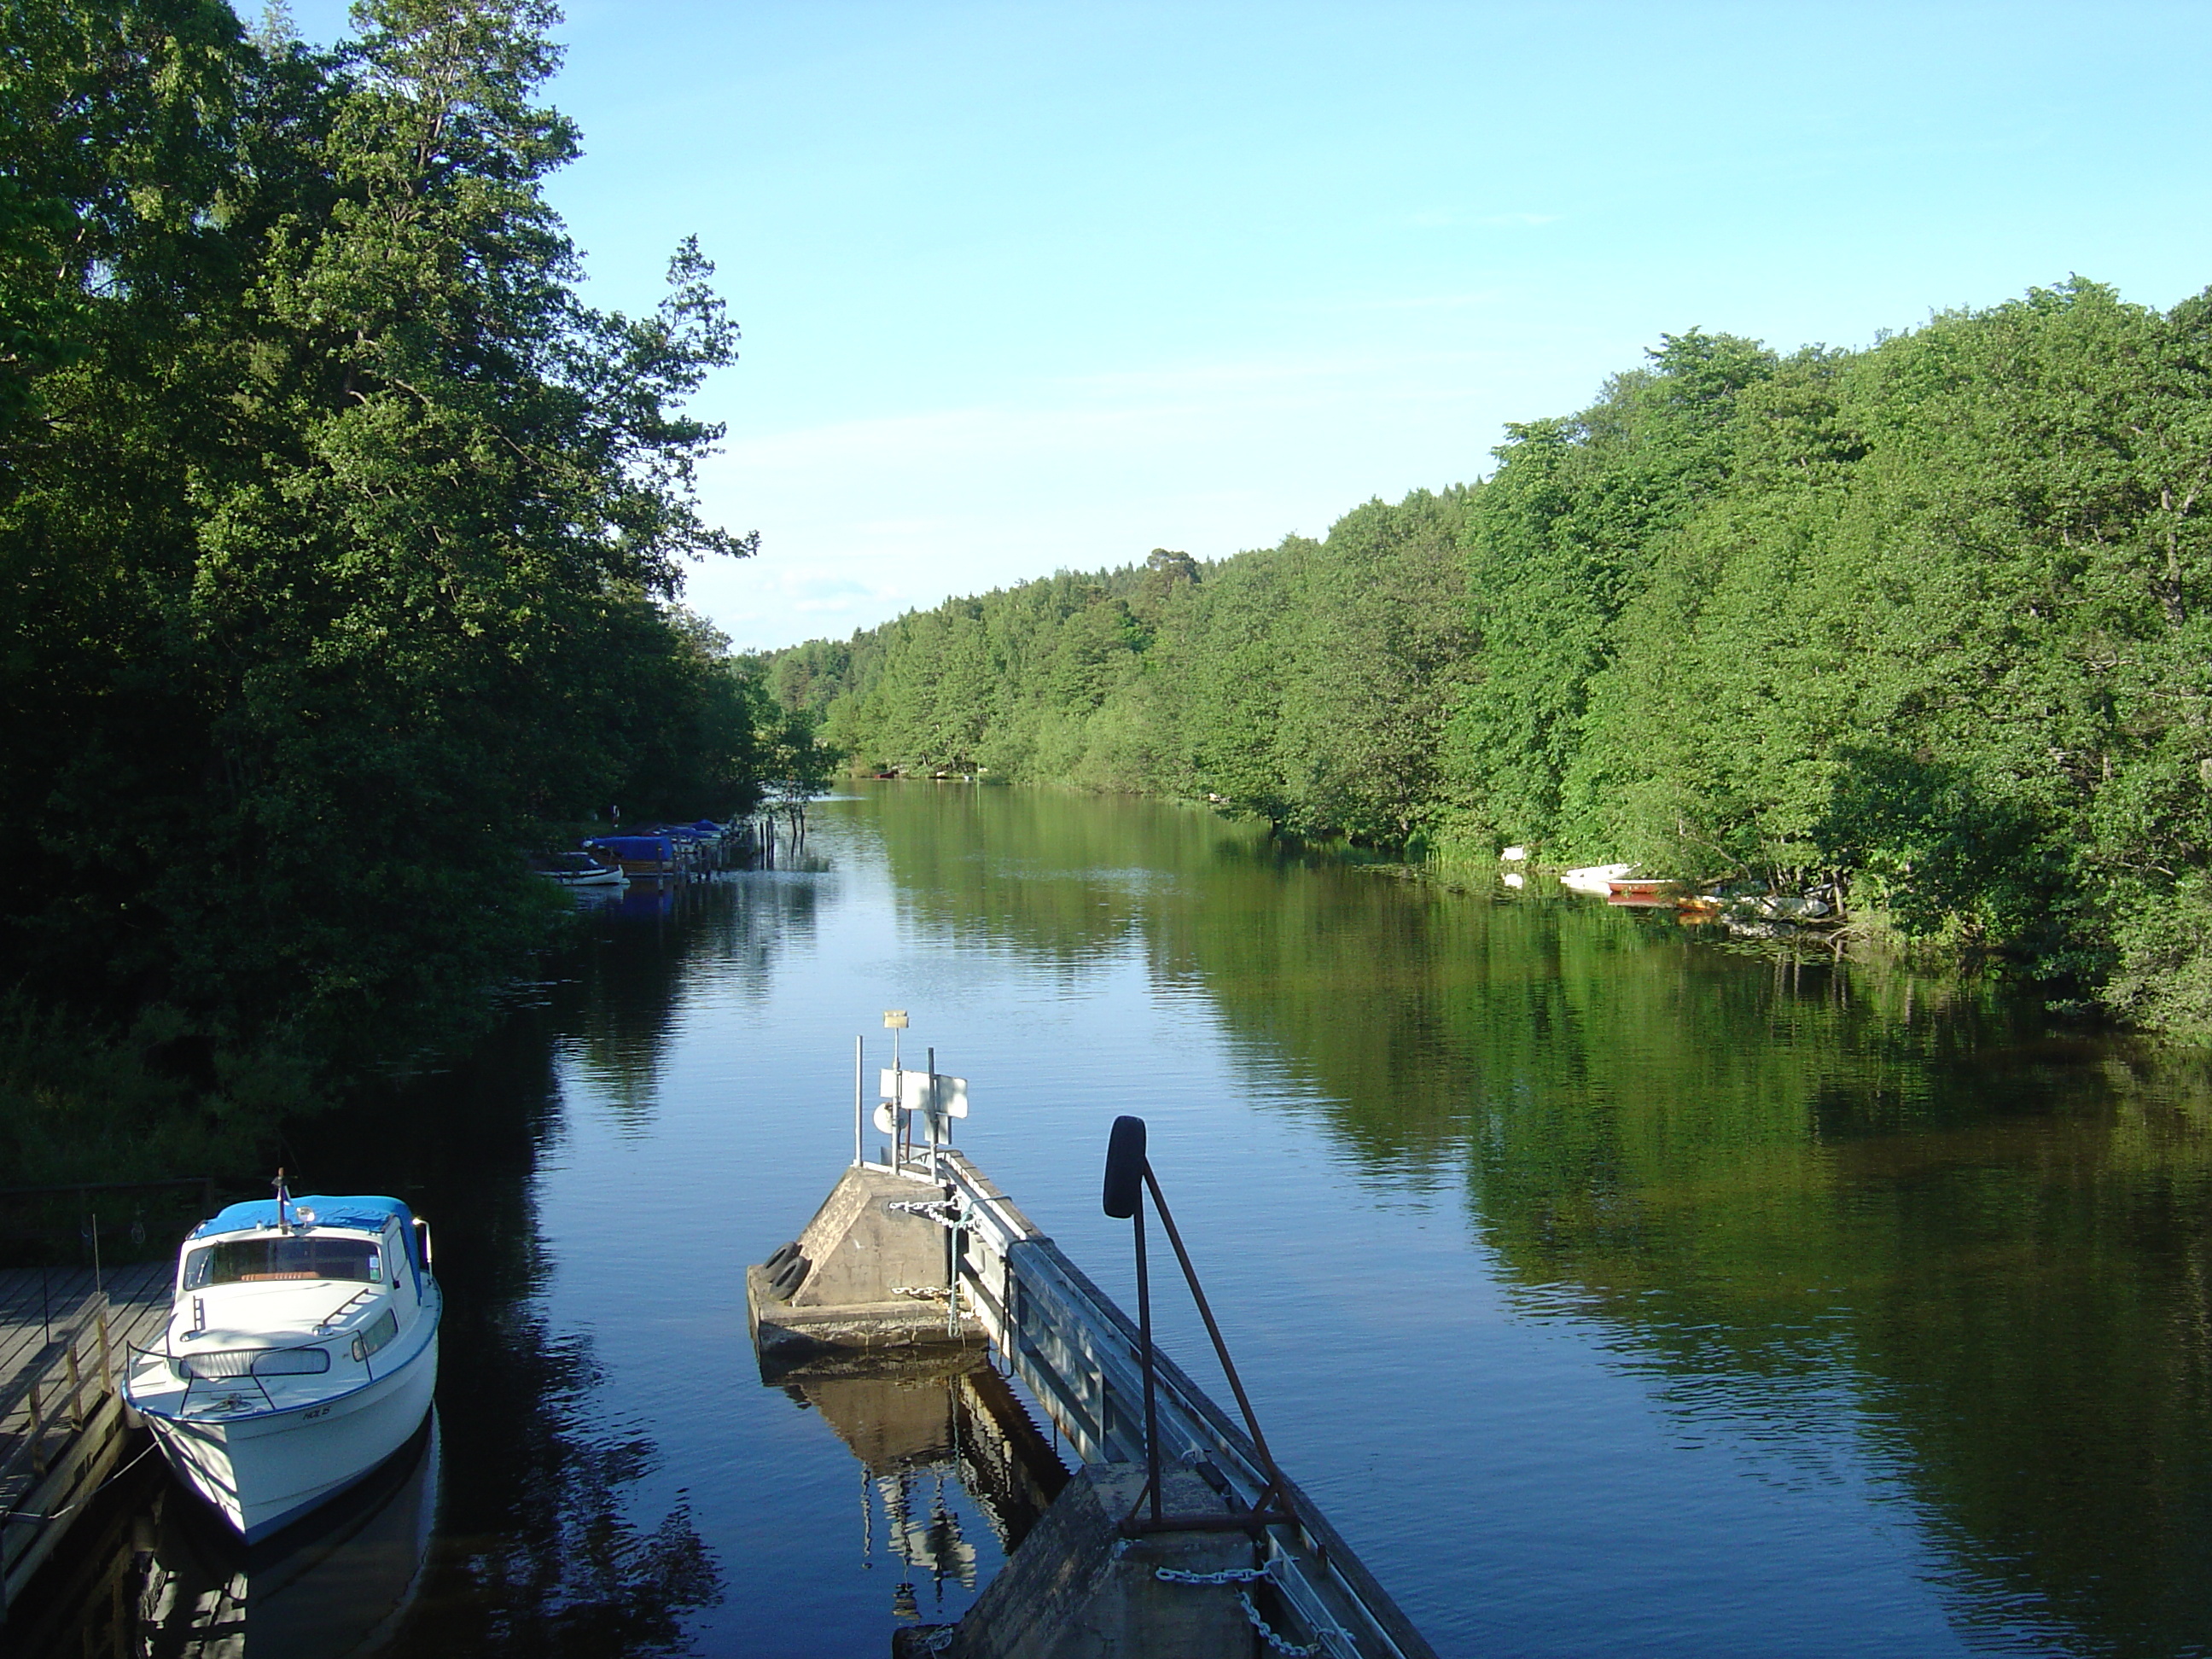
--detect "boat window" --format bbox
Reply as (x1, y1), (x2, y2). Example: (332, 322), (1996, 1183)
(180, 1344), (332, 1378)
(184, 1235), (381, 1286)
(352, 1307), (399, 1361)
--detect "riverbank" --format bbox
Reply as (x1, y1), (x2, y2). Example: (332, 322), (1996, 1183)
(774, 282), (2212, 1043)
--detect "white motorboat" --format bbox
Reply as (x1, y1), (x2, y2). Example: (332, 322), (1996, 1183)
(125, 1183), (441, 1544)
(1559, 862), (1636, 895)
(532, 851), (627, 888)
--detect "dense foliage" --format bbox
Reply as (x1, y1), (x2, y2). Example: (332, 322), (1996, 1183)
(0, 0), (771, 1183)
(777, 283), (2212, 1037)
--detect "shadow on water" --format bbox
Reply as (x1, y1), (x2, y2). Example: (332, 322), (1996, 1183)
(20, 875), (800, 1656)
(15, 1412), (439, 1659)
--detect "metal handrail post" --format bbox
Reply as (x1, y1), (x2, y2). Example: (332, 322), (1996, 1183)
(1142, 1165), (1297, 1530)
(1135, 1196), (1162, 1527)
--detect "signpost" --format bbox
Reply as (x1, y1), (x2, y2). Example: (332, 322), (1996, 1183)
(860, 1013), (968, 1173)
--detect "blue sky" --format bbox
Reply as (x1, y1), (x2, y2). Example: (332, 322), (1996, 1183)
(287, 2), (2212, 651)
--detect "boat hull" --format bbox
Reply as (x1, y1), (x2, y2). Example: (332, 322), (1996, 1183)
(538, 867), (626, 888)
(145, 1329), (439, 1544)
(1560, 862), (1636, 895)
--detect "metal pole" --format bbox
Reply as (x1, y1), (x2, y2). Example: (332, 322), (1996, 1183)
(946, 1216), (958, 1338)
(1142, 1166), (1295, 1525)
(853, 1036), (864, 1168)
(927, 1047), (939, 1180)
(1135, 1193), (1163, 1526)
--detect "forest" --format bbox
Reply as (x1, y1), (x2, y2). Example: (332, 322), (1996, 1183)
(0, 0), (795, 1186)
(772, 286), (2212, 1039)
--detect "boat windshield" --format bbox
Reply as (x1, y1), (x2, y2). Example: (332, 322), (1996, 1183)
(183, 1235), (383, 1288)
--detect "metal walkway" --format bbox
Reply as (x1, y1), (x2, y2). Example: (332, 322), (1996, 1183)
(876, 1150), (1438, 1659)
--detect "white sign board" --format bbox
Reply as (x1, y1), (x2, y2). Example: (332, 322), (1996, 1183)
(879, 1069), (969, 1118)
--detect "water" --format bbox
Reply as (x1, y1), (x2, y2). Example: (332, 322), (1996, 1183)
(30, 783), (2212, 1656)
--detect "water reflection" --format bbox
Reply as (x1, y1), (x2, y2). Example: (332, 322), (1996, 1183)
(769, 1352), (1067, 1629)
(137, 1415), (440, 1657)
(569, 870), (829, 1131)
(35, 787), (2212, 1656)
(267, 883), (755, 1656)
(1161, 881), (2212, 1652)
(859, 783), (2212, 1656)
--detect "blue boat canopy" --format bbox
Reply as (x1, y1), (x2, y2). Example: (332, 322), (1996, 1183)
(584, 835), (673, 859)
(191, 1195), (414, 1240)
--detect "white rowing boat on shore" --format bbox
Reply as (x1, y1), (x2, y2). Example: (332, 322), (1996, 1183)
(1559, 862), (1635, 895)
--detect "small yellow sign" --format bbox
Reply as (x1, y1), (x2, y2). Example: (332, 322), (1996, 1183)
(882, 1010), (909, 1028)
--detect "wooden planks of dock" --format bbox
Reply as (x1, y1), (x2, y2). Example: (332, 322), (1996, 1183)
(0, 1260), (172, 1617)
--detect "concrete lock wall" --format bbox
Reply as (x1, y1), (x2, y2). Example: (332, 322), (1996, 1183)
(747, 1167), (986, 1368)
(755, 1150), (1438, 1659)
(940, 1467), (1254, 1659)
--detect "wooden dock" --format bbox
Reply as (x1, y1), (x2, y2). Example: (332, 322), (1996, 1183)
(0, 1260), (172, 1617)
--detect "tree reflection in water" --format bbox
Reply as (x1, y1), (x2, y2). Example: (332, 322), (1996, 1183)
(863, 783), (2212, 1656)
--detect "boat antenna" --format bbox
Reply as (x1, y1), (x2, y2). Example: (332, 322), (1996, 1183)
(274, 1167), (290, 1233)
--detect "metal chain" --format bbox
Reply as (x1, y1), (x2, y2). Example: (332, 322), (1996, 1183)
(911, 1627), (957, 1654)
(1237, 1588), (1324, 1657)
(1150, 1562), (1343, 1657)
(1155, 1565), (1272, 1585)
(888, 1199), (966, 1230)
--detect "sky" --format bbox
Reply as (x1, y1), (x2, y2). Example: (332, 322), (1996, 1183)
(286, 2), (2212, 653)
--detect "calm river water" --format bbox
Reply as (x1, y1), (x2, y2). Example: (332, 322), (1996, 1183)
(34, 783), (2212, 1656)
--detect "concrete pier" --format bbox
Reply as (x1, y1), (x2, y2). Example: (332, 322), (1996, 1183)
(754, 1151), (1437, 1659)
(748, 1166), (988, 1371)
(927, 1465), (1256, 1659)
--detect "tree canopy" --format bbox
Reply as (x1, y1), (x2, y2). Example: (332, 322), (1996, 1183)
(1, 0), (778, 1183)
(774, 282), (2212, 1039)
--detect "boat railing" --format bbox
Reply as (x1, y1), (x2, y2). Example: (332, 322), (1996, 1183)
(894, 1149), (1439, 1659)
(126, 1330), (342, 1417)
(126, 1286), (431, 1417)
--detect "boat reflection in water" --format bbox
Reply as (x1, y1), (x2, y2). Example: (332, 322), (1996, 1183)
(770, 1352), (1067, 1632)
(136, 1410), (439, 1657)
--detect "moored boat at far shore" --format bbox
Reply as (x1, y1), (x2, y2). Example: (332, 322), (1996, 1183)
(1559, 862), (1636, 895)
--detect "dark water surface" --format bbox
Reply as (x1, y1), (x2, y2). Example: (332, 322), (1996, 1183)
(36, 783), (2212, 1656)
